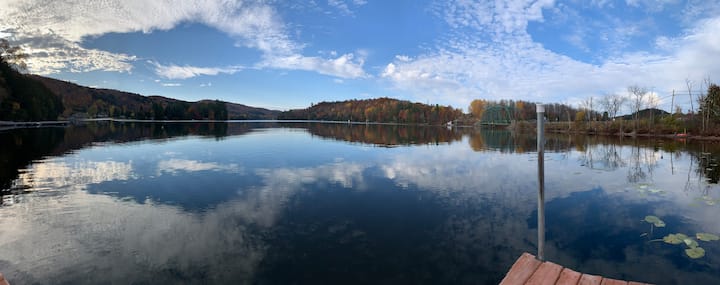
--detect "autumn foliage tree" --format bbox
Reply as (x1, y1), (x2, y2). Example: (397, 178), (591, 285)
(469, 99), (487, 119)
(278, 98), (463, 125)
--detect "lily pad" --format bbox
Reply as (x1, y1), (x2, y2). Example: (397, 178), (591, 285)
(684, 238), (699, 248)
(697, 233), (720, 242)
(644, 215), (666, 227)
(663, 234), (685, 245)
(685, 247), (705, 259)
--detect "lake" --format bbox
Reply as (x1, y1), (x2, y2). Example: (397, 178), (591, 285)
(1, 121), (719, 284)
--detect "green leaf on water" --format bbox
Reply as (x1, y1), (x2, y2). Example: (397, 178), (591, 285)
(684, 238), (699, 248)
(685, 247), (705, 259)
(644, 215), (666, 227)
(663, 234), (685, 245)
(697, 233), (720, 242)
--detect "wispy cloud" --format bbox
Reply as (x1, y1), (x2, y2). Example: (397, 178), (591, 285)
(151, 61), (243, 80)
(0, 0), (368, 78)
(327, 0), (368, 16)
(259, 53), (368, 79)
(161, 83), (182, 87)
(6, 30), (135, 74)
(383, 0), (720, 110)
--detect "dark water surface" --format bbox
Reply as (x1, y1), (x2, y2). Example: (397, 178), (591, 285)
(1, 122), (719, 284)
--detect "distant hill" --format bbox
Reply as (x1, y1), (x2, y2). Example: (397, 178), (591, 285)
(29, 75), (279, 120)
(278, 97), (463, 125)
(617, 108), (670, 121)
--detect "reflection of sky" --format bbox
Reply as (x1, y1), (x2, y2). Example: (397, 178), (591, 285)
(16, 159), (134, 190)
(1, 128), (719, 284)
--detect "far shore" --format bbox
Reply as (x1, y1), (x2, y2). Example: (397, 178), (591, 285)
(3, 118), (720, 141)
(543, 128), (720, 141)
(0, 118), (465, 131)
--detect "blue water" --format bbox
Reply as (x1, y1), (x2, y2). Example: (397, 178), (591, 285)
(0, 122), (718, 284)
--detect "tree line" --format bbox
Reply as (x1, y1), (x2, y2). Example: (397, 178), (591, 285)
(278, 97), (464, 125)
(570, 82), (720, 135)
(0, 39), (63, 121)
(468, 99), (590, 122)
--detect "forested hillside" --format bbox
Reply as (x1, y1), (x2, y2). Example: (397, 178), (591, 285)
(0, 59), (63, 121)
(31, 75), (278, 120)
(278, 98), (464, 124)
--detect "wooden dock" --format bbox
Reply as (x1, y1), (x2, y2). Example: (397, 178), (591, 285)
(499, 253), (653, 285)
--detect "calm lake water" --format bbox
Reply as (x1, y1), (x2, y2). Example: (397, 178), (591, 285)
(1, 122), (719, 284)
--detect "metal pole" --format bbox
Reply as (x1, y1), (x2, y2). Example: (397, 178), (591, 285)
(536, 104), (545, 261)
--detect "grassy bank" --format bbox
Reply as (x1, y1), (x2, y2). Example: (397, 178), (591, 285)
(508, 118), (720, 141)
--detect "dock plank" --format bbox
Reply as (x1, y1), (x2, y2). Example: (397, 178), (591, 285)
(499, 252), (542, 285)
(600, 278), (628, 285)
(525, 262), (563, 285)
(555, 268), (582, 285)
(577, 274), (602, 285)
(501, 253), (652, 285)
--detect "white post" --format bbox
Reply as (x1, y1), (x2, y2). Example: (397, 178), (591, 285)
(536, 104), (545, 261)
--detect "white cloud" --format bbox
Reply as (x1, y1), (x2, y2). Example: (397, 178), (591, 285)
(383, 0), (720, 112)
(259, 53), (368, 79)
(151, 61), (243, 79)
(8, 31), (136, 74)
(160, 83), (182, 87)
(0, 0), (367, 78)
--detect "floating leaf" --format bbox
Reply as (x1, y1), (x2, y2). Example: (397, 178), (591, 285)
(684, 238), (699, 248)
(663, 234), (685, 245)
(644, 215), (666, 227)
(685, 247), (705, 259)
(697, 233), (720, 242)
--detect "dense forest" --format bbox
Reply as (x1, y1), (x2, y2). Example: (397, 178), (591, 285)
(31, 76), (278, 121)
(468, 99), (594, 123)
(0, 57), (64, 121)
(278, 98), (464, 125)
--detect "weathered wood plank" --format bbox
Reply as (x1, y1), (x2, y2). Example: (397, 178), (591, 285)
(578, 274), (603, 285)
(0, 272), (10, 285)
(600, 278), (628, 285)
(499, 252), (542, 285)
(525, 261), (563, 285)
(555, 268), (582, 285)
(501, 253), (654, 285)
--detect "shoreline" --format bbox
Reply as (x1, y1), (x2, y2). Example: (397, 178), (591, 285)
(0, 118), (467, 131)
(3, 119), (720, 141)
(543, 129), (720, 141)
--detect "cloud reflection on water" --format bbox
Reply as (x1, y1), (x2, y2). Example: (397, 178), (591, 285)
(1, 126), (720, 284)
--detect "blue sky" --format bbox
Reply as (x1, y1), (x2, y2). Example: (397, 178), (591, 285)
(1, 0), (719, 112)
